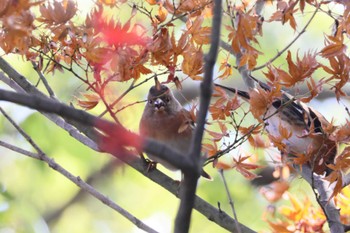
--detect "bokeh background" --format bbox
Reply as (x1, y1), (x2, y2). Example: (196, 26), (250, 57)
(0, 1), (349, 233)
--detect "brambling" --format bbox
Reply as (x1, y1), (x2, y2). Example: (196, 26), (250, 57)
(140, 78), (211, 179)
(215, 82), (337, 175)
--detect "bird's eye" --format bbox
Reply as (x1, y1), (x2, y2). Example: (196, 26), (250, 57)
(165, 97), (170, 103)
(148, 99), (153, 104)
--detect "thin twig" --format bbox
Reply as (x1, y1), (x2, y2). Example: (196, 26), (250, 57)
(114, 100), (147, 114)
(31, 61), (56, 98)
(219, 169), (242, 233)
(253, 1), (321, 71)
(98, 71), (165, 118)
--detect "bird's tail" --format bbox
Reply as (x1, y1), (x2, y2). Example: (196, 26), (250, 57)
(214, 83), (250, 100)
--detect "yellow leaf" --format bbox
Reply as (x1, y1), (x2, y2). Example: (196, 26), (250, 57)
(156, 5), (168, 23)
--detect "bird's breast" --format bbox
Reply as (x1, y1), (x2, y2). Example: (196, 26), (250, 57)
(140, 111), (192, 154)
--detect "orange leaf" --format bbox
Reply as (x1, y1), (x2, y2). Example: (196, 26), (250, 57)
(332, 121), (350, 143)
(202, 142), (218, 157)
(146, 0), (158, 5)
(77, 93), (100, 110)
(156, 5), (168, 23)
(268, 221), (293, 233)
(38, 0), (77, 24)
(248, 134), (270, 148)
(260, 180), (289, 202)
(300, 78), (322, 103)
(233, 155), (263, 180)
(215, 161), (232, 170)
(218, 60), (233, 79)
(98, 0), (118, 5)
(320, 35), (346, 58)
(278, 123), (292, 140)
(182, 46), (203, 80)
(249, 88), (271, 120)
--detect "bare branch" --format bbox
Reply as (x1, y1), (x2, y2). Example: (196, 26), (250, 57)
(0, 140), (158, 233)
(44, 161), (118, 223)
(219, 169), (241, 233)
(0, 107), (159, 233)
(0, 60), (99, 151)
(0, 88), (195, 171)
(344, 224), (350, 232)
(293, 164), (344, 233)
(174, 1), (222, 232)
(0, 140), (40, 159)
(131, 158), (256, 233)
(31, 61), (56, 98)
(0, 72), (27, 93)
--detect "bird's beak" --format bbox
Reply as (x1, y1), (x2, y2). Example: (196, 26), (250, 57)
(154, 98), (165, 111)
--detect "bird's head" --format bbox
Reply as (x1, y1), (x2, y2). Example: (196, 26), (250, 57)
(146, 77), (180, 113)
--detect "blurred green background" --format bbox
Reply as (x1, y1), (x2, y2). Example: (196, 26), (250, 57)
(0, 1), (349, 233)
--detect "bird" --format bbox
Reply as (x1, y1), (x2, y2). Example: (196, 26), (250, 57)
(214, 81), (337, 175)
(139, 77), (211, 179)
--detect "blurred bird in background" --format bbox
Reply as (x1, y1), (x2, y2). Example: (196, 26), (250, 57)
(215, 81), (337, 176)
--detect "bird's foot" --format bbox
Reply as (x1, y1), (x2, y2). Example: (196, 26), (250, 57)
(146, 160), (157, 172)
(139, 153), (157, 172)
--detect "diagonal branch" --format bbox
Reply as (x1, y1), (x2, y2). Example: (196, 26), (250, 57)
(293, 164), (344, 233)
(0, 67), (99, 151)
(0, 108), (159, 233)
(0, 88), (193, 171)
(31, 61), (56, 98)
(0, 58), (255, 232)
(44, 161), (118, 223)
(0, 141), (159, 233)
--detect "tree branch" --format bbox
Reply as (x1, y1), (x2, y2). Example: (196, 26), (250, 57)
(0, 88), (195, 170)
(0, 88), (256, 232)
(175, 1), (222, 232)
(44, 161), (120, 223)
(0, 142), (158, 233)
(0, 66), (99, 151)
(131, 157), (256, 233)
(0, 108), (158, 233)
(293, 164), (344, 233)
(31, 61), (56, 98)
(219, 169), (241, 233)
(0, 58), (256, 232)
